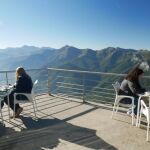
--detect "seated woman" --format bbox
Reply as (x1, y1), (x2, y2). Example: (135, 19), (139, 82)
(1, 67), (33, 118)
(119, 66), (146, 116)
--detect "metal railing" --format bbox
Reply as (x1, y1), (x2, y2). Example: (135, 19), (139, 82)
(1, 68), (150, 105)
(47, 68), (150, 104)
(47, 68), (124, 104)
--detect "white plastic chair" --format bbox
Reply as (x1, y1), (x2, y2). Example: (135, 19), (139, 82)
(13, 80), (38, 119)
(112, 82), (135, 125)
(138, 99), (150, 141)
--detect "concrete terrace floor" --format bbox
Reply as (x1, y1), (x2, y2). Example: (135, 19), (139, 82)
(0, 94), (150, 150)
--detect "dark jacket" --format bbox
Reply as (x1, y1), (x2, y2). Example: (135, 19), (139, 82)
(14, 75), (33, 93)
(4, 74), (33, 102)
(119, 79), (146, 98)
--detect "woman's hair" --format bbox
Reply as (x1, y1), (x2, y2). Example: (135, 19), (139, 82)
(125, 67), (144, 82)
(16, 67), (29, 80)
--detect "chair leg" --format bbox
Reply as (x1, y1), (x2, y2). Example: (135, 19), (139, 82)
(34, 98), (38, 111)
(132, 105), (134, 126)
(32, 101), (37, 120)
(115, 105), (119, 113)
(0, 109), (4, 125)
(111, 103), (116, 118)
(147, 122), (149, 141)
(13, 101), (16, 119)
(138, 111), (142, 128)
(7, 94), (11, 122)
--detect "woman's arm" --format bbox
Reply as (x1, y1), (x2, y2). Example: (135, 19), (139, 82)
(128, 80), (146, 95)
(127, 81), (137, 94)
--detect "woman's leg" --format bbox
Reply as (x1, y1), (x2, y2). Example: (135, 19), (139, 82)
(4, 94), (20, 113)
(133, 98), (139, 115)
(119, 97), (139, 116)
(120, 98), (132, 104)
(120, 98), (133, 115)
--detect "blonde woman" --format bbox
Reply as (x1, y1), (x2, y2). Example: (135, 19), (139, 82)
(1, 67), (33, 117)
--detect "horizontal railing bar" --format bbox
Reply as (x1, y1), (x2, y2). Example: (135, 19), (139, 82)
(85, 89), (115, 96)
(48, 68), (126, 76)
(48, 68), (150, 78)
(57, 88), (83, 95)
(0, 81), (5, 83)
(56, 82), (84, 87)
(85, 85), (114, 91)
(35, 88), (49, 91)
(56, 92), (83, 99)
(0, 68), (46, 73)
(86, 94), (114, 100)
(56, 76), (118, 83)
(56, 75), (83, 81)
(0, 68), (150, 78)
(57, 85), (84, 91)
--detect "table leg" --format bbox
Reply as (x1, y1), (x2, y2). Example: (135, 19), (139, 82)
(136, 96), (141, 127)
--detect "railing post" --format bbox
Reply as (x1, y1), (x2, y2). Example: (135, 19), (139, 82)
(48, 69), (51, 95)
(82, 73), (86, 103)
(5, 72), (11, 121)
(5, 72), (8, 85)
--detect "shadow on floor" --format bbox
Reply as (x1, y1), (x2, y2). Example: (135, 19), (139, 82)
(0, 122), (17, 137)
(0, 108), (118, 150)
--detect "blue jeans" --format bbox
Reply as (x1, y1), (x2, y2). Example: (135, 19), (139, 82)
(120, 97), (138, 115)
(1, 90), (20, 113)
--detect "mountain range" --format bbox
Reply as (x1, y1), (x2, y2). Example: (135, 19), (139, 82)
(0, 45), (150, 75)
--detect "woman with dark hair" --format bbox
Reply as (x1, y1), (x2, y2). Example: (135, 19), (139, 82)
(1, 67), (33, 118)
(119, 66), (146, 116)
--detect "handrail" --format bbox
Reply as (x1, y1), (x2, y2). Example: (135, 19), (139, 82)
(48, 68), (126, 76)
(48, 68), (150, 78)
(1, 67), (150, 78)
(0, 68), (46, 73)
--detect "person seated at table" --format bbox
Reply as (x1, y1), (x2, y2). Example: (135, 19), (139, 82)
(1, 67), (33, 118)
(118, 66), (146, 117)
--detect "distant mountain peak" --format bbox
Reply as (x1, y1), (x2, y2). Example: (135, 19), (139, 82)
(22, 45), (37, 48)
(61, 45), (76, 49)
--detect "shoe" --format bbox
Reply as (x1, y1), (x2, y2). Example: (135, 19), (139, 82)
(127, 111), (136, 118)
(127, 110), (132, 116)
(14, 107), (23, 118)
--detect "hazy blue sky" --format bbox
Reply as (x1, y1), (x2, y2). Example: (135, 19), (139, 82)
(0, 0), (150, 50)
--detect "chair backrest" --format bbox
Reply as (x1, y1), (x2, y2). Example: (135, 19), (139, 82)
(31, 80), (38, 94)
(34, 80), (38, 85)
(141, 100), (148, 110)
(141, 100), (149, 121)
(112, 82), (120, 95)
(14, 80), (39, 103)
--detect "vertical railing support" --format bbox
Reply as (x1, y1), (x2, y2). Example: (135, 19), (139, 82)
(5, 72), (8, 85)
(82, 73), (86, 103)
(48, 69), (51, 96)
(5, 72), (11, 121)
